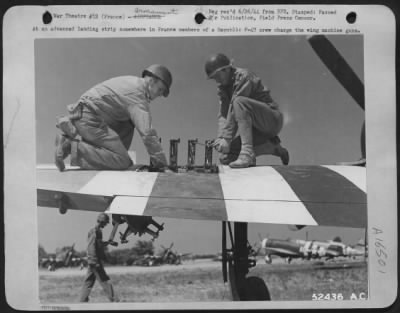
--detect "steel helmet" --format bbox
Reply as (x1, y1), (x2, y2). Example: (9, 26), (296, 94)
(97, 213), (110, 223)
(205, 53), (232, 79)
(142, 64), (172, 97)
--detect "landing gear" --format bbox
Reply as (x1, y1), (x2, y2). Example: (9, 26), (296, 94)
(241, 277), (271, 301)
(222, 222), (271, 301)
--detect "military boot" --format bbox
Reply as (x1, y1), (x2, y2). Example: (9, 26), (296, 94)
(254, 139), (276, 156)
(219, 153), (239, 165)
(229, 118), (256, 168)
(254, 136), (289, 165)
(55, 134), (71, 171)
(275, 144), (289, 165)
(229, 153), (256, 168)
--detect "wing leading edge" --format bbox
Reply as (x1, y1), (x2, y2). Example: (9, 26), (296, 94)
(37, 165), (367, 228)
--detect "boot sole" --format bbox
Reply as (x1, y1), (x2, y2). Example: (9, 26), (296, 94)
(336, 158), (366, 166)
(229, 161), (256, 168)
(229, 164), (256, 168)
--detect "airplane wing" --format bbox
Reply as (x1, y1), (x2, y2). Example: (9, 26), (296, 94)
(325, 250), (341, 257)
(37, 164), (366, 228)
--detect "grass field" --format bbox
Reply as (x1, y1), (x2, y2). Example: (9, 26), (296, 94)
(39, 259), (368, 303)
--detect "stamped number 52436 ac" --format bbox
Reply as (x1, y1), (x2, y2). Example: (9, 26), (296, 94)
(312, 293), (367, 300)
(312, 293), (344, 301)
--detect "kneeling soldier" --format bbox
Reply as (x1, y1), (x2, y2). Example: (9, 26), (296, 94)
(55, 65), (172, 171)
(205, 53), (289, 168)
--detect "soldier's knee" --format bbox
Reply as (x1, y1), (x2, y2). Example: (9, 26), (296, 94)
(232, 96), (251, 112)
(113, 155), (133, 170)
(120, 156), (133, 169)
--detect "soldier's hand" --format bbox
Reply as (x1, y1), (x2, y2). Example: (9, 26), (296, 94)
(89, 262), (100, 269)
(213, 138), (230, 154)
(107, 240), (118, 247)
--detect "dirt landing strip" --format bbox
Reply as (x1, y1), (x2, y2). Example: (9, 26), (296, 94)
(40, 259), (220, 276)
(39, 259), (368, 302)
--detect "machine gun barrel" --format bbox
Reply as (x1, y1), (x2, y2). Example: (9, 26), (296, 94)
(204, 140), (214, 169)
(169, 138), (180, 171)
(187, 139), (198, 169)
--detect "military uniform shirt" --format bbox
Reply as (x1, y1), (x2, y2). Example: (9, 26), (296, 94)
(87, 226), (106, 265)
(81, 76), (166, 165)
(216, 68), (278, 138)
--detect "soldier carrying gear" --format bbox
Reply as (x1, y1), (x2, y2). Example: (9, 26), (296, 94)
(55, 64), (173, 172)
(205, 53), (289, 168)
(79, 213), (119, 302)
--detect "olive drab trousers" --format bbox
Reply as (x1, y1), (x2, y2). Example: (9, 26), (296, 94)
(70, 107), (134, 170)
(225, 96), (283, 157)
(79, 263), (118, 302)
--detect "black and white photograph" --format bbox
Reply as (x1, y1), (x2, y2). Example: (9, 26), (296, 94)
(3, 5), (397, 310)
(35, 34), (368, 304)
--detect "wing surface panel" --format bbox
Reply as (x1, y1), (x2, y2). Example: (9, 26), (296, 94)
(322, 165), (366, 193)
(268, 248), (300, 256)
(219, 166), (317, 225)
(78, 171), (159, 196)
(143, 173), (227, 220)
(224, 200), (318, 225)
(219, 166), (305, 201)
(36, 165), (367, 228)
(109, 196), (226, 221)
(107, 196), (150, 216)
(37, 169), (99, 192)
(37, 189), (112, 212)
(272, 165), (366, 228)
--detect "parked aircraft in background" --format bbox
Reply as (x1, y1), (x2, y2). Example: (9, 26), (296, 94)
(261, 237), (366, 264)
(130, 243), (192, 266)
(40, 243), (87, 271)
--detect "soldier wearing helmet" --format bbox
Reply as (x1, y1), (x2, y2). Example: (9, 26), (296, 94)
(205, 53), (289, 168)
(80, 213), (119, 302)
(55, 65), (172, 171)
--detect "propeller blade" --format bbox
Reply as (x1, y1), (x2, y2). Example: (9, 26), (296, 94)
(308, 35), (364, 110)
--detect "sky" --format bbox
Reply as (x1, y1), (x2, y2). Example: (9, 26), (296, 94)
(36, 35), (365, 255)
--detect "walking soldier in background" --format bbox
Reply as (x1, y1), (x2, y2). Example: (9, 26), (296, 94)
(55, 64), (172, 171)
(79, 213), (119, 302)
(205, 53), (289, 168)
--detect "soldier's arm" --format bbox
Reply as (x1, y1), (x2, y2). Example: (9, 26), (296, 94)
(232, 73), (254, 98)
(234, 72), (275, 104)
(127, 105), (168, 168)
(217, 87), (237, 140)
(217, 114), (227, 138)
(219, 109), (238, 142)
